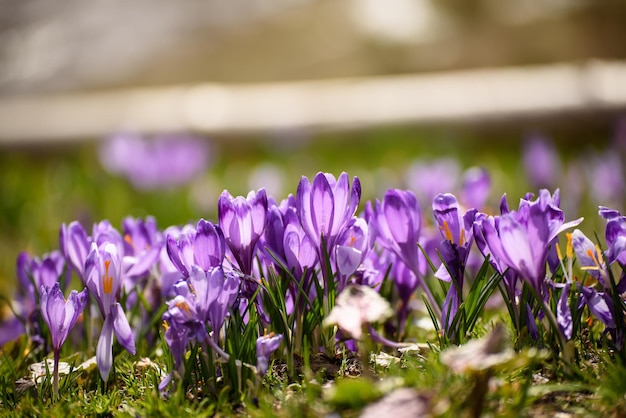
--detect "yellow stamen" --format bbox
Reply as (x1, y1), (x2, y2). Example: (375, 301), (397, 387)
(565, 233), (573, 259)
(162, 320), (170, 331)
(103, 260), (113, 294)
(595, 245), (605, 265)
(556, 243), (563, 261)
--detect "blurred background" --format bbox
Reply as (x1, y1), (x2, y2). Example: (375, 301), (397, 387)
(1, 0), (626, 297)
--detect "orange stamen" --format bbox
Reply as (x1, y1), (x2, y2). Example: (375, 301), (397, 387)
(440, 221), (454, 243)
(124, 234), (134, 247)
(103, 260), (113, 294)
(176, 301), (190, 313)
(349, 235), (356, 247)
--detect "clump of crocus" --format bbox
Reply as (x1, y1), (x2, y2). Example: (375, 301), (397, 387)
(40, 283), (87, 400)
(256, 332), (283, 375)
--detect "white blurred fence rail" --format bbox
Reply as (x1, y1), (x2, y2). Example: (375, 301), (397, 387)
(1, 60), (626, 145)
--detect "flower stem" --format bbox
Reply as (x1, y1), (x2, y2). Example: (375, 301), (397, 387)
(53, 350), (60, 401)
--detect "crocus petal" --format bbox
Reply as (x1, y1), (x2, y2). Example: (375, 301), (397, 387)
(194, 219), (225, 270)
(112, 303), (136, 355)
(582, 288), (616, 328)
(311, 173), (334, 240)
(60, 221), (90, 280)
(249, 189), (268, 238)
(336, 245), (362, 277)
(557, 283), (573, 340)
(296, 176), (317, 248)
(256, 333), (283, 375)
(433, 193), (461, 245)
(0, 316), (25, 347)
(384, 191), (413, 244)
(166, 235), (189, 277)
(97, 316), (114, 382)
(498, 214), (537, 280)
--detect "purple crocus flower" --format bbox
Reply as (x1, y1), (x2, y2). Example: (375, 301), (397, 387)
(296, 172), (361, 265)
(432, 193), (477, 331)
(85, 242), (136, 383)
(460, 167), (491, 211)
(334, 217), (370, 291)
(479, 190), (582, 296)
(218, 189), (268, 276)
(366, 189), (436, 319)
(367, 189), (422, 276)
(283, 216), (318, 281)
(99, 132), (211, 191)
(17, 250), (66, 296)
(40, 282), (87, 398)
(122, 216), (163, 279)
(473, 214), (520, 308)
(571, 229), (605, 283)
(256, 332), (283, 375)
(166, 219), (226, 277)
(600, 208), (626, 266)
(9, 251), (67, 346)
(188, 266), (239, 334)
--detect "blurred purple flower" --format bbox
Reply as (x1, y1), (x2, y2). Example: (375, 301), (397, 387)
(99, 132), (211, 191)
(587, 151), (625, 208)
(122, 216), (163, 279)
(256, 332), (283, 375)
(60, 221), (90, 282)
(460, 167), (491, 210)
(405, 158), (460, 205)
(17, 250), (66, 296)
(522, 135), (561, 189)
